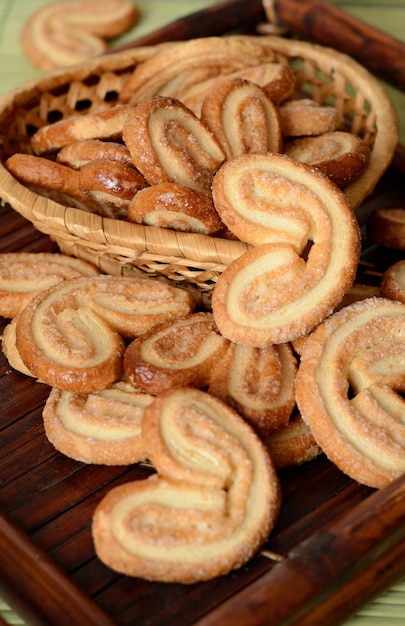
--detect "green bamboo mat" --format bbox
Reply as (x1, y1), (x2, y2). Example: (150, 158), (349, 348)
(0, 2), (405, 625)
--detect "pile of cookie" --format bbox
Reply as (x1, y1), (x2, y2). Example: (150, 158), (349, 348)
(7, 36), (371, 228)
(1, 244), (405, 583)
(2, 35), (405, 584)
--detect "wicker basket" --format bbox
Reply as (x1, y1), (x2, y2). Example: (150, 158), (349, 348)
(0, 36), (398, 308)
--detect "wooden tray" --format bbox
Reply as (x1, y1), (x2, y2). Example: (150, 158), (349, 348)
(1, 2), (405, 624)
(0, 151), (405, 626)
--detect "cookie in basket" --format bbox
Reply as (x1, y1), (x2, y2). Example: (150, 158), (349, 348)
(278, 98), (344, 137)
(200, 77), (283, 159)
(122, 96), (225, 193)
(118, 35), (282, 104)
(284, 131), (371, 188)
(56, 139), (133, 169)
(31, 105), (134, 155)
(180, 61), (296, 115)
(127, 182), (223, 234)
(92, 387), (280, 583)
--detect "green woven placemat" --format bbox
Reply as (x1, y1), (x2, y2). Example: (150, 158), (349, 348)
(0, 1), (404, 625)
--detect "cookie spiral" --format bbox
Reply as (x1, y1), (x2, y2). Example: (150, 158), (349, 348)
(119, 35), (279, 104)
(21, 0), (138, 70)
(200, 77), (283, 159)
(15, 275), (195, 392)
(124, 312), (229, 394)
(211, 153), (361, 345)
(0, 252), (99, 319)
(92, 387), (280, 583)
(208, 342), (297, 437)
(295, 297), (405, 488)
(43, 379), (154, 465)
(31, 105), (133, 155)
(122, 96), (225, 194)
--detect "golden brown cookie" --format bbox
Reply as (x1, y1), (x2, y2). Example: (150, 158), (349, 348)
(124, 312), (229, 394)
(122, 96), (225, 194)
(43, 379), (154, 465)
(21, 0), (138, 70)
(279, 98), (343, 137)
(0, 252), (99, 319)
(367, 207), (405, 250)
(2, 316), (34, 377)
(31, 105), (134, 155)
(15, 275), (195, 392)
(264, 410), (322, 469)
(211, 153), (361, 345)
(284, 131), (371, 187)
(56, 139), (133, 169)
(6, 153), (92, 211)
(127, 182), (222, 234)
(295, 297), (405, 488)
(208, 341), (297, 437)
(200, 78), (283, 160)
(92, 387), (280, 583)
(180, 62), (296, 115)
(119, 35), (279, 104)
(78, 159), (148, 218)
(381, 260), (405, 303)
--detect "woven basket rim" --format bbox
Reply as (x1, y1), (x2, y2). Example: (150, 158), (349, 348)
(0, 35), (399, 270)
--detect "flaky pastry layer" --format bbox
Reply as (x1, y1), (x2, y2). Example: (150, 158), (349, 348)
(296, 297), (405, 488)
(92, 387), (280, 583)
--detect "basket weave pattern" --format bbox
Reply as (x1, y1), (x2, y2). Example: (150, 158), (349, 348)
(0, 37), (398, 308)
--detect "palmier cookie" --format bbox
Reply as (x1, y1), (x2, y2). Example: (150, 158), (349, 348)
(119, 35), (278, 104)
(200, 78), (283, 160)
(292, 282), (381, 357)
(43, 379), (154, 465)
(21, 0), (138, 70)
(264, 411), (322, 469)
(296, 297), (405, 488)
(124, 313), (229, 394)
(367, 207), (405, 250)
(122, 96), (225, 194)
(127, 182), (222, 234)
(92, 387), (280, 583)
(0, 252), (99, 319)
(180, 62), (296, 115)
(79, 159), (147, 218)
(2, 317), (33, 377)
(56, 140), (133, 169)
(381, 260), (405, 303)
(6, 154), (92, 211)
(284, 131), (371, 187)
(15, 275), (195, 393)
(208, 342), (297, 437)
(279, 99), (343, 137)
(31, 105), (134, 155)
(211, 153), (360, 345)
